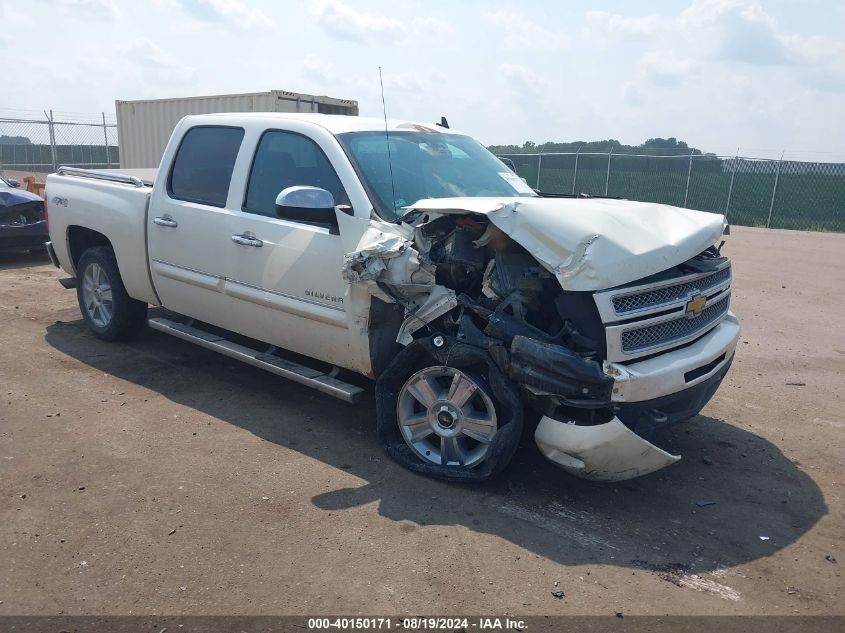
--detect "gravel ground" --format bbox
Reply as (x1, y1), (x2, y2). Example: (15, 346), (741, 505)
(0, 226), (842, 615)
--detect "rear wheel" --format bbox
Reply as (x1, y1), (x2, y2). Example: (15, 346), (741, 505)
(76, 246), (147, 340)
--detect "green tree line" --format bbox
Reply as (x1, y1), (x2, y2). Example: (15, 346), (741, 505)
(488, 137), (714, 156)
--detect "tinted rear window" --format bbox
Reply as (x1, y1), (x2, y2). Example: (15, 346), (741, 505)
(168, 126), (244, 207)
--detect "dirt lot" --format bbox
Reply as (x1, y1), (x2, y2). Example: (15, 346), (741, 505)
(0, 226), (843, 616)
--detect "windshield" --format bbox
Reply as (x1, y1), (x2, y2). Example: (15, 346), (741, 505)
(337, 130), (536, 221)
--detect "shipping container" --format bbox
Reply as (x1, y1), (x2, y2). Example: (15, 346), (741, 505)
(115, 90), (359, 169)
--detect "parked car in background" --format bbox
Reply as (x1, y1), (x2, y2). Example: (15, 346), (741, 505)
(0, 176), (48, 254)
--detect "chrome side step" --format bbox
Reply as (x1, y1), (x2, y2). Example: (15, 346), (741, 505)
(148, 317), (365, 403)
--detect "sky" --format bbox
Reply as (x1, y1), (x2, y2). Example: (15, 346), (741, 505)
(3, 0), (845, 160)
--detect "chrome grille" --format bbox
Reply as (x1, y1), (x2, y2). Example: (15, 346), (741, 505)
(612, 267), (731, 315)
(621, 296), (730, 353)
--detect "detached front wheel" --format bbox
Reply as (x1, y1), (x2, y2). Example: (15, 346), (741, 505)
(76, 246), (147, 341)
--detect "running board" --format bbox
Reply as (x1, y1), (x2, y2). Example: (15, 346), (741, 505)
(148, 317), (365, 403)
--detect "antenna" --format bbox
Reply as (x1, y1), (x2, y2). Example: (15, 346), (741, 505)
(378, 66), (397, 212)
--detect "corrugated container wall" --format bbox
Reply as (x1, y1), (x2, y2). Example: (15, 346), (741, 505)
(116, 90), (359, 169)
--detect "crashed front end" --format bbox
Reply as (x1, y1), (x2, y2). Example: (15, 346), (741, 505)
(340, 197), (739, 481)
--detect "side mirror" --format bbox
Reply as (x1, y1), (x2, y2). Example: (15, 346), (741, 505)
(274, 186), (336, 224)
(275, 186), (334, 210)
(7, 179), (20, 188)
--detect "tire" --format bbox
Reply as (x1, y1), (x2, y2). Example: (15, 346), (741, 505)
(76, 246), (148, 341)
(375, 337), (523, 482)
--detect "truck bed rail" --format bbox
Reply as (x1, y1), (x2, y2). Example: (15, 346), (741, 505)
(56, 166), (151, 188)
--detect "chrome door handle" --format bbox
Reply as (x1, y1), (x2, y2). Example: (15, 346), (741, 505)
(153, 216), (178, 228)
(231, 234), (263, 247)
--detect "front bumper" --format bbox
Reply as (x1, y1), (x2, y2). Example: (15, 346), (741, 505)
(604, 313), (740, 403)
(615, 352), (734, 436)
(535, 416), (680, 481)
(534, 315), (739, 481)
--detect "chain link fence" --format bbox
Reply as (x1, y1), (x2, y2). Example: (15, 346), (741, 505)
(499, 152), (845, 232)
(3, 110), (842, 232)
(0, 111), (118, 185)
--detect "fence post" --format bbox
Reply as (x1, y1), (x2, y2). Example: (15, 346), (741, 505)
(571, 146), (580, 195)
(102, 112), (111, 168)
(536, 152), (542, 190)
(725, 153), (738, 220)
(604, 148), (613, 196)
(45, 110), (58, 172)
(766, 152), (784, 229)
(683, 150), (694, 208)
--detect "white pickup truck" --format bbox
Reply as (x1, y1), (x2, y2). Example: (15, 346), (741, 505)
(45, 113), (739, 482)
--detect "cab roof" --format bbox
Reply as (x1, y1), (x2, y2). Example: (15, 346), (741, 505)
(194, 112), (465, 136)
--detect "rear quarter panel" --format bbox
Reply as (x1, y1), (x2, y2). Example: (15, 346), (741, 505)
(46, 174), (158, 304)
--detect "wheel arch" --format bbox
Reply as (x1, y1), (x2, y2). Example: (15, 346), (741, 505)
(67, 225), (112, 274)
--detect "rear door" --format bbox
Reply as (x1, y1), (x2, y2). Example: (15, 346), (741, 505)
(148, 125), (244, 328)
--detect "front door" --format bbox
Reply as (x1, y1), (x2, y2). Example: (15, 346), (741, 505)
(223, 129), (368, 373)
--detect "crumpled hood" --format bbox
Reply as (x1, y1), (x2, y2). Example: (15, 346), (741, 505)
(405, 197), (728, 291)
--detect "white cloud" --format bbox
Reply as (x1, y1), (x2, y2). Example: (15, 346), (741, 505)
(32, 0), (118, 21)
(120, 39), (179, 70)
(623, 83), (645, 108)
(177, 0), (274, 31)
(585, 10), (668, 37)
(4, 0), (845, 161)
(382, 70), (446, 95)
(112, 39), (196, 86)
(485, 10), (566, 50)
(588, 1), (845, 90)
(640, 50), (699, 87)
(499, 64), (550, 95)
(679, 0), (747, 27)
(300, 55), (335, 84)
(313, 0), (405, 42)
(411, 16), (452, 35)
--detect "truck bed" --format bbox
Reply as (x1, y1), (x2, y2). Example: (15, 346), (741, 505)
(46, 167), (159, 305)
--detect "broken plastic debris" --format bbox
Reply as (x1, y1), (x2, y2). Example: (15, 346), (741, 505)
(534, 416), (680, 481)
(396, 286), (457, 345)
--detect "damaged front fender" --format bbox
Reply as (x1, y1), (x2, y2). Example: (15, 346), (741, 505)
(534, 416), (680, 481)
(337, 210), (457, 341)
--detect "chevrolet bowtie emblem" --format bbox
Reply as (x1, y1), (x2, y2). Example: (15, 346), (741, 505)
(685, 293), (707, 317)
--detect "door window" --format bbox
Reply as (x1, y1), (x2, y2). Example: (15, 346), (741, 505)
(168, 126), (244, 207)
(244, 131), (345, 218)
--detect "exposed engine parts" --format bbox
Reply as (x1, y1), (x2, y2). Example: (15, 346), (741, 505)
(340, 209), (613, 422)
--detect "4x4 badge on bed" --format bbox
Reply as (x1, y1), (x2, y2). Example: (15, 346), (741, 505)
(685, 293), (707, 317)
